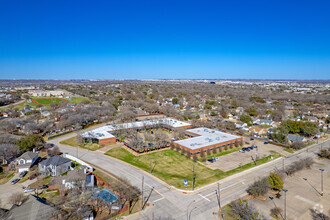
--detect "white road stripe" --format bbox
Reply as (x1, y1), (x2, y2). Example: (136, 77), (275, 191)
(153, 197), (165, 203)
(198, 194), (211, 202)
(295, 195), (317, 206)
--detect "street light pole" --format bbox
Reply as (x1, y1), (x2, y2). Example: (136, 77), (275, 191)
(320, 169), (325, 196)
(282, 189), (288, 220)
(189, 207), (197, 220)
(186, 200), (195, 220)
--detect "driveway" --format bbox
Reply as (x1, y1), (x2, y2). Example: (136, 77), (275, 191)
(0, 174), (27, 209)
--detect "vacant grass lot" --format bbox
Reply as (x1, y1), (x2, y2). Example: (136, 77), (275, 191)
(60, 137), (103, 151)
(106, 147), (281, 189)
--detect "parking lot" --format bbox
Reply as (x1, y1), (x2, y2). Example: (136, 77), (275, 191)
(206, 137), (291, 172)
(251, 159), (330, 219)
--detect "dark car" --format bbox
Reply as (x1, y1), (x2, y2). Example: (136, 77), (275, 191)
(38, 185), (48, 189)
(245, 147), (251, 152)
(11, 178), (20, 185)
(28, 173), (41, 180)
(250, 138), (254, 140)
(19, 171), (28, 178)
(208, 158), (216, 163)
(251, 145), (257, 149)
(264, 141), (268, 144)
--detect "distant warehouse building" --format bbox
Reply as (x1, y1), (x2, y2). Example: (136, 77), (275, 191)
(81, 118), (191, 145)
(173, 127), (243, 156)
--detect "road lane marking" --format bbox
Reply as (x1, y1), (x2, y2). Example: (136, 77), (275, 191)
(198, 194), (211, 202)
(220, 179), (246, 191)
(153, 197), (165, 203)
(295, 195), (317, 206)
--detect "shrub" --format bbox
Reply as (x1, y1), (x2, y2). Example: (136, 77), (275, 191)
(247, 178), (269, 197)
(320, 148), (330, 159)
(291, 141), (305, 150)
(268, 172), (283, 189)
(285, 157), (314, 176)
(270, 207), (283, 219)
(230, 199), (265, 220)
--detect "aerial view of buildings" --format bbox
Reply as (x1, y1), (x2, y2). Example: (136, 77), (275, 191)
(0, 0), (329, 220)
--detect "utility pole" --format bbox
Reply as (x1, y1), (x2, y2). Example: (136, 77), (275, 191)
(142, 187), (154, 210)
(283, 189), (288, 220)
(320, 168), (324, 196)
(141, 176), (144, 209)
(218, 183), (221, 209)
(192, 163), (196, 191)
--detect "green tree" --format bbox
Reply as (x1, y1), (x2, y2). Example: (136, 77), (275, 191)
(240, 114), (253, 126)
(271, 126), (288, 144)
(210, 111), (216, 116)
(245, 105), (258, 116)
(301, 122), (318, 137)
(268, 172), (283, 189)
(16, 134), (44, 152)
(172, 98), (178, 105)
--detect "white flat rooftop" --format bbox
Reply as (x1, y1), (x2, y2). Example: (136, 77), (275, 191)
(81, 118), (191, 140)
(174, 127), (241, 150)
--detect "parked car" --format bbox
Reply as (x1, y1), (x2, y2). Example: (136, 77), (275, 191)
(24, 188), (35, 193)
(264, 141), (268, 144)
(251, 145), (257, 149)
(28, 173), (41, 180)
(245, 142), (250, 144)
(19, 171), (28, 178)
(11, 178), (20, 185)
(239, 149), (245, 153)
(38, 185), (48, 190)
(250, 138), (254, 140)
(245, 147), (250, 152)
(208, 158), (216, 163)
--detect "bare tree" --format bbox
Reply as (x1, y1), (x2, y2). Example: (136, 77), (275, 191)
(9, 192), (24, 206)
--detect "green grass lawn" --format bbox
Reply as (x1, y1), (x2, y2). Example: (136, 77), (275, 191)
(70, 97), (90, 104)
(33, 98), (67, 105)
(105, 147), (281, 189)
(60, 136), (103, 151)
(0, 170), (15, 185)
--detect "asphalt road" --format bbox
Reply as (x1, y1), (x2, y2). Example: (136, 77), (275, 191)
(49, 136), (330, 220)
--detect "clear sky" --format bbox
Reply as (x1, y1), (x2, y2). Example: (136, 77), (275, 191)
(0, 0), (329, 80)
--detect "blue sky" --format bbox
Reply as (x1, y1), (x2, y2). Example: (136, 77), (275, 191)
(0, 0), (329, 80)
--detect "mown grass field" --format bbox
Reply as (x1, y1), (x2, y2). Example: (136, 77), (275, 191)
(106, 147), (281, 189)
(60, 136), (103, 151)
(33, 98), (67, 105)
(1, 96), (90, 111)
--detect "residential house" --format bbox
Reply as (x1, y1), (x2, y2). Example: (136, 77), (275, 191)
(15, 151), (39, 173)
(5, 195), (60, 220)
(249, 126), (268, 137)
(287, 134), (306, 143)
(253, 119), (274, 126)
(39, 155), (72, 176)
(305, 116), (317, 123)
(48, 168), (95, 191)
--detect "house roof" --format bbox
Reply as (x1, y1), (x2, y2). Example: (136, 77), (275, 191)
(5, 195), (58, 220)
(287, 134), (305, 142)
(39, 156), (71, 167)
(17, 152), (38, 161)
(49, 169), (86, 186)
